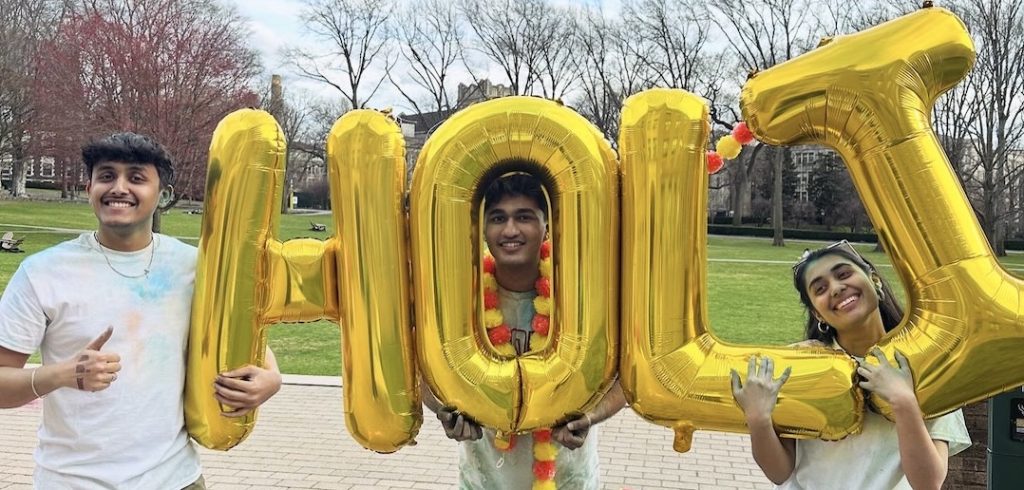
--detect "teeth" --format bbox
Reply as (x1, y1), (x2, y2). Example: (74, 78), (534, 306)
(837, 296), (857, 309)
(106, 202), (133, 208)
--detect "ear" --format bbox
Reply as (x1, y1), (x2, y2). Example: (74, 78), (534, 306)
(158, 185), (174, 207)
(870, 272), (883, 288)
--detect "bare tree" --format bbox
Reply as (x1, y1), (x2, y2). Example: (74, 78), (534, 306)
(32, 0), (261, 219)
(962, 0), (1024, 255)
(574, 9), (623, 143)
(388, 0), (466, 119)
(573, 6), (660, 145)
(460, 0), (530, 95)
(622, 0), (717, 94)
(710, 0), (818, 246)
(0, 0), (59, 197)
(528, 4), (581, 100)
(289, 0), (393, 109)
(461, 0), (574, 97)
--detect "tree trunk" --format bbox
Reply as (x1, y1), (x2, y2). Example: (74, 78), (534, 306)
(10, 140), (28, 197)
(731, 168), (752, 226)
(772, 147), (785, 246)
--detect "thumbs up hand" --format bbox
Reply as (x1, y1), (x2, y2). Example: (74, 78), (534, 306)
(66, 326), (122, 392)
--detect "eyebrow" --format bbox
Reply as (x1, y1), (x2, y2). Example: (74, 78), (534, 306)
(807, 263), (854, 289)
(95, 163), (148, 172)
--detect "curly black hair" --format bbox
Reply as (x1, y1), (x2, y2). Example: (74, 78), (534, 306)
(82, 133), (175, 186)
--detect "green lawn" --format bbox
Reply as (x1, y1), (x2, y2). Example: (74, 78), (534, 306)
(3, 199), (1023, 376)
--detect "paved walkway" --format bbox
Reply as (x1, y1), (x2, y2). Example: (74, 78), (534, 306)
(0, 375), (771, 489)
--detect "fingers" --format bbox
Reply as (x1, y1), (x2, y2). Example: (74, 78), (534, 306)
(214, 375), (251, 391)
(566, 413), (592, 433)
(438, 409), (481, 441)
(220, 365), (259, 379)
(775, 366), (792, 387)
(764, 356), (775, 379)
(453, 414), (482, 441)
(747, 355), (757, 379)
(871, 347), (892, 368)
(85, 326), (114, 351)
(894, 350), (911, 371)
(211, 382), (258, 413)
(730, 369), (743, 395)
(558, 431), (585, 449)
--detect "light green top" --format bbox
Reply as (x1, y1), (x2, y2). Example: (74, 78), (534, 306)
(458, 287), (600, 490)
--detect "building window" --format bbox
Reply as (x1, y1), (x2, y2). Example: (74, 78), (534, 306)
(41, 158), (55, 178)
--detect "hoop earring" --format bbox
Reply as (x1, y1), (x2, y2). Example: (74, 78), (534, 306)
(817, 320), (831, 335)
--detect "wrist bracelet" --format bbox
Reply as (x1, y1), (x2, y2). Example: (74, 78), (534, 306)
(30, 367), (43, 399)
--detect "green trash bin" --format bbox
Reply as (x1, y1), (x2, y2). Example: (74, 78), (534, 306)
(989, 387), (1024, 489)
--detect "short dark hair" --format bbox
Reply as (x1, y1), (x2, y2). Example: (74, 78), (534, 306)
(792, 244), (904, 344)
(82, 133), (175, 185)
(483, 173), (549, 217)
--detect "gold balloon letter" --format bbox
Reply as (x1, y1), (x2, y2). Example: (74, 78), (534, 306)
(186, 109), (420, 451)
(410, 97), (619, 432)
(619, 89), (863, 452)
(741, 7), (1024, 416)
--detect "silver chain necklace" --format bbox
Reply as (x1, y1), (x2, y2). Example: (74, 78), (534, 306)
(94, 232), (157, 279)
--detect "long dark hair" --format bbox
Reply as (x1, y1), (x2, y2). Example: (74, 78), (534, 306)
(792, 245), (904, 345)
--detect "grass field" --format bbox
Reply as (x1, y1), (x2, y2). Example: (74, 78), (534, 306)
(4, 199), (1024, 376)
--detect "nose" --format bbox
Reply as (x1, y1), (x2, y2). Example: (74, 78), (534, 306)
(110, 175), (130, 194)
(501, 219), (520, 237)
(830, 281), (847, 297)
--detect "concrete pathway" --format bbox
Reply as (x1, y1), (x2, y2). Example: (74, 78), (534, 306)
(0, 376), (771, 489)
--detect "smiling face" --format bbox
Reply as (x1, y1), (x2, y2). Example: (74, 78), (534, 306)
(484, 194), (546, 271)
(87, 160), (162, 239)
(801, 253), (882, 334)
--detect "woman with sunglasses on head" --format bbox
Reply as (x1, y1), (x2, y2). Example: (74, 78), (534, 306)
(731, 241), (970, 489)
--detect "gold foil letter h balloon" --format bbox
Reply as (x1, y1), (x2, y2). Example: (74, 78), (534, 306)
(185, 108), (420, 452)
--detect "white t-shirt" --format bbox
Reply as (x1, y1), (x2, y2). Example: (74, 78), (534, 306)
(458, 287), (600, 489)
(0, 233), (201, 489)
(779, 342), (972, 489)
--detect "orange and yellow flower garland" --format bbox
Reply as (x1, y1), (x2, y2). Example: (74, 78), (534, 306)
(482, 240), (557, 490)
(706, 121), (756, 174)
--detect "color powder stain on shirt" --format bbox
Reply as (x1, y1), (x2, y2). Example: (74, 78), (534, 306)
(134, 268), (172, 302)
(122, 311), (144, 372)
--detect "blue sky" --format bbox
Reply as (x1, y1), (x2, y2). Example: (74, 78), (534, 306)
(227, 0), (623, 111)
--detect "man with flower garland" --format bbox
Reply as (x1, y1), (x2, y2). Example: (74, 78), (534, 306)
(422, 173), (626, 489)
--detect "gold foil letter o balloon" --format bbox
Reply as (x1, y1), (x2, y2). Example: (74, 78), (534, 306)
(741, 7), (1024, 417)
(410, 97), (619, 433)
(619, 89), (863, 453)
(186, 109), (420, 452)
